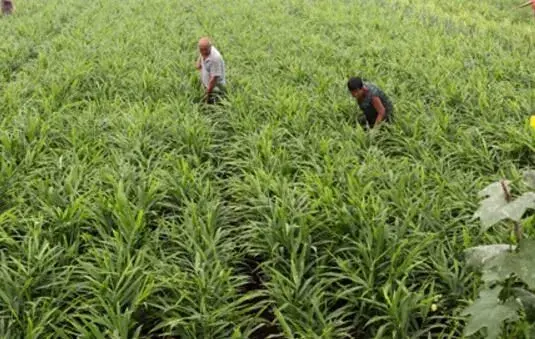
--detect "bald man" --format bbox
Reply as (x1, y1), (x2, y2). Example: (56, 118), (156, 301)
(195, 37), (226, 104)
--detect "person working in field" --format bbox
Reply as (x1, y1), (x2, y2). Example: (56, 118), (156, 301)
(195, 37), (226, 104)
(2, 0), (14, 15)
(347, 77), (393, 129)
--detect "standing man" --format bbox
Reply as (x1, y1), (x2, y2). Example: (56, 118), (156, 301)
(347, 76), (394, 129)
(195, 37), (226, 104)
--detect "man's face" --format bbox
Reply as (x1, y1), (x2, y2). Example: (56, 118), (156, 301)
(350, 88), (364, 99)
(199, 44), (211, 58)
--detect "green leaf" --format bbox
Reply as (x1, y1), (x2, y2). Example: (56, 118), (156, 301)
(464, 244), (514, 270)
(461, 287), (521, 339)
(231, 327), (243, 339)
(511, 288), (535, 322)
(523, 170), (535, 189)
(478, 181), (510, 199)
(502, 192), (535, 222)
(473, 181), (535, 231)
(482, 239), (535, 287)
(273, 307), (294, 339)
(474, 181), (510, 231)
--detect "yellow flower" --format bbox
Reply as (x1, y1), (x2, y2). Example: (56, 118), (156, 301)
(531, 115), (535, 129)
(431, 304), (438, 312)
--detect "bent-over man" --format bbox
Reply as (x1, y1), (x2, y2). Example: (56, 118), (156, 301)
(195, 37), (226, 104)
(347, 76), (393, 129)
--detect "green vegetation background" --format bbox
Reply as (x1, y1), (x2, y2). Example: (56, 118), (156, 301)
(0, 0), (534, 337)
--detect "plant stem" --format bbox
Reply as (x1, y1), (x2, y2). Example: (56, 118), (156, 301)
(501, 180), (523, 245)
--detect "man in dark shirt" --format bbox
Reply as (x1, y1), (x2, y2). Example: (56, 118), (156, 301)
(2, 0), (14, 15)
(347, 77), (394, 129)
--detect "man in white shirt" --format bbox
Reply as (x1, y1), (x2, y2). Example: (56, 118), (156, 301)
(195, 37), (226, 104)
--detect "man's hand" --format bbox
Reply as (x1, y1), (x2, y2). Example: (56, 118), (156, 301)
(357, 115), (368, 129)
(206, 75), (218, 96)
(371, 96), (386, 128)
(195, 56), (202, 70)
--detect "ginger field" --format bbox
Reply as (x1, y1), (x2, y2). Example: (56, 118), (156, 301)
(1, 0), (534, 338)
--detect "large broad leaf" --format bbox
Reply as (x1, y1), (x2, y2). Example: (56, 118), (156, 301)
(501, 192), (535, 222)
(511, 288), (535, 322)
(464, 244), (514, 271)
(524, 170), (535, 189)
(477, 181), (510, 198)
(482, 239), (535, 288)
(474, 181), (510, 231)
(461, 287), (521, 339)
(474, 181), (535, 231)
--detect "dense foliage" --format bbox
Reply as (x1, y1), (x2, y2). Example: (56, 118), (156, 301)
(0, 0), (534, 337)
(463, 171), (535, 339)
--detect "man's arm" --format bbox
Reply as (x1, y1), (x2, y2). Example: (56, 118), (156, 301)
(195, 55), (202, 70)
(205, 75), (219, 96)
(205, 57), (223, 98)
(371, 96), (386, 127)
(517, 0), (533, 8)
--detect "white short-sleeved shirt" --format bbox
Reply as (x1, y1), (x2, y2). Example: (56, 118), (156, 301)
(201, 46), (226, 91)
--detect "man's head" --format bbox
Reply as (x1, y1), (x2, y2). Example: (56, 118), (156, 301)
(198, 37), (212, 58)
(347, 77), (365, 99)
